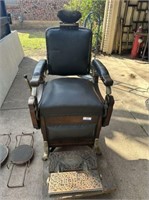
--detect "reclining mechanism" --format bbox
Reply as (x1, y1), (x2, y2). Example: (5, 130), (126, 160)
(26, 10), (115, 197)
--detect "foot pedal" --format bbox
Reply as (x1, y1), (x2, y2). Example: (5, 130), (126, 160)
(48, 170), (103, 197)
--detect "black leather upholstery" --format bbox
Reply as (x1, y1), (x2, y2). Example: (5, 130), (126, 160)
(39, 78), (104, 117)
(46, 27), (92, 75)
(92, 59), (113, 86)
(57, 10), (82, 23)
(47, 124), (96, 141)
(30, 59), (47, 87)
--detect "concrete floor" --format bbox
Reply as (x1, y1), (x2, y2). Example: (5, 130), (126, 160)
(0, 55), (149, 200)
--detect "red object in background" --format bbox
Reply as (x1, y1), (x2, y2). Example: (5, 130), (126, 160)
(131, 26), (143, 59)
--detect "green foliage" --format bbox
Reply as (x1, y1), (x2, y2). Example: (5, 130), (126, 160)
(64, 0), (106, 24)
(64, 0), (106, 52)
(92, 0), (105, 22)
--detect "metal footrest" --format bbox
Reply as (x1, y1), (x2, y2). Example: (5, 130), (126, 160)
(44, 147), (116, 198)
(48, 170), (103, 197)
(48, 149), (97, 173)
(7, 132), (34, 188)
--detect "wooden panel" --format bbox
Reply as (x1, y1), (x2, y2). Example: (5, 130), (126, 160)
(45, 115), (99, 125)
(40, 117), (48, 142)
(48, 138), (94, 147)
(28, 96), (39, 129)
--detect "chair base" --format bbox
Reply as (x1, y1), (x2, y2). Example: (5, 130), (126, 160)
(43, 146), (116, 198)
(42, 138), (101, 160)
(93, 138), (102, 155)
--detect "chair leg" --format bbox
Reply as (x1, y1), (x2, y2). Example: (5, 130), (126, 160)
(93, 138), (101, 155)
(42, 141), (49, 161)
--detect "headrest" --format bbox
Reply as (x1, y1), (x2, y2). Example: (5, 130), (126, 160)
(57, 10), (82, 24)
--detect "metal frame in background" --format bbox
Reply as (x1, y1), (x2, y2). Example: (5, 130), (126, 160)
(119, 0), (148, 55)
(83, 11), (100, 57)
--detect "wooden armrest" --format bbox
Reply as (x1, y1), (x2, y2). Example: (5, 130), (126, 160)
(28, 96), (40, 129)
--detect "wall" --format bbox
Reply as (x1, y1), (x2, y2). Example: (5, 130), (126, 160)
(6, 0), (69, 21)
(0, 31), (24, 107)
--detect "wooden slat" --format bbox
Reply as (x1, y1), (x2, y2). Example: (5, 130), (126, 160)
(45, 115), (99, 125)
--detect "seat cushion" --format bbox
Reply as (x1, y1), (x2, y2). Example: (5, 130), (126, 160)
(39, 78), (104, 117)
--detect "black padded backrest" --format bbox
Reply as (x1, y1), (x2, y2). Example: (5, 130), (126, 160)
(46, 26), (92, 75)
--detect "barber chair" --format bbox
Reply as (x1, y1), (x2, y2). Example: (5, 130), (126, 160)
(27, 10), (114, 160)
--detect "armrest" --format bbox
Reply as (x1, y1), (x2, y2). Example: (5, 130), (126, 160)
(91, 59), (113, 86)
(30, 59), (47, 87)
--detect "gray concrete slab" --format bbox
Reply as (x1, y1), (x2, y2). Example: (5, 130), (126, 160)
(0, 56), (149, 200)
(0, 109), (43, 200)
(1, 57), (37, 110)
(98, 55), (149, 135)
